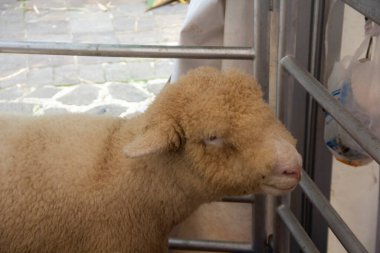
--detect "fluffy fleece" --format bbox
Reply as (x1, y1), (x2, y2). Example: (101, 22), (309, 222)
(0, 67), (300, 253)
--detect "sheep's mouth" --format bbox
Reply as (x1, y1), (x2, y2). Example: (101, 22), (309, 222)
(264, 184), (296, 191)
(261, 184), (297, 196)
(261, 174), (300, 195)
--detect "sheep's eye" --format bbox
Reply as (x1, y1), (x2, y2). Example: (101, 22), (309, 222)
(204, 136), (224, 147)
(209, 136), (217, 141)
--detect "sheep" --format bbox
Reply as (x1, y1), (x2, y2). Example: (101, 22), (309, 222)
(0, 67), (302, 253)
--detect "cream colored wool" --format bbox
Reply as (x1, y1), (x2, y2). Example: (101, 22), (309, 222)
(0, 67), (300, 253)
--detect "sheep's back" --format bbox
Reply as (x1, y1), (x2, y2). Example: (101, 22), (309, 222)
(0, 114), (124, 188)
(0, 114), (131, 252)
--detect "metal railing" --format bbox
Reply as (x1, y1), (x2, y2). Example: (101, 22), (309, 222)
(0, 41), (254, 60)
(277, 57), (372, 253)
(169, 238), (253, 252)
(341, 0), (380, 24)
(300, 172), (367, 253)
(277, 205), (319, 253)
(280, 56), (380, 164)
(273, 0), (379, 252)
(277, 54), (380, 253)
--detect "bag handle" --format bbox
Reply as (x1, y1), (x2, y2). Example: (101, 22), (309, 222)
(347, 36), (371, 72)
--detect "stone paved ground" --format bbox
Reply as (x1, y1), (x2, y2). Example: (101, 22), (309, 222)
(0, 0), (188, 116)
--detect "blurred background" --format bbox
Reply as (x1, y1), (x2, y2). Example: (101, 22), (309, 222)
(0, 0), (188, 116)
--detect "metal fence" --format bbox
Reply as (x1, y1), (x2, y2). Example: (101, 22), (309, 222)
(0, 0), (379, 252)
(274, 0), (379, 252)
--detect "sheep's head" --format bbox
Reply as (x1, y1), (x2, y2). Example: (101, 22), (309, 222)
(124, 67), (302, 197)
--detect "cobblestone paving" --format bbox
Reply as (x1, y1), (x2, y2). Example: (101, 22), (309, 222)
(0, 0), (188, 116)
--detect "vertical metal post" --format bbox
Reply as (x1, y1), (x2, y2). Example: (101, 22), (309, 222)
(277, 0), (338, 251)
(253, 0), (270, 101)
(377, 179), (380, 253)
(274, 0), (299, 252)
(301, 0), (324, 241)
(302, 1), (336, 251)
(253, 1), (271, 252)
(275, 0), (298, 119)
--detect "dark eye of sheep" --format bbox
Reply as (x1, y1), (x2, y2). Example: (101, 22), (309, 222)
(203, 136), (224, 147)
(208, 136), (217, 141)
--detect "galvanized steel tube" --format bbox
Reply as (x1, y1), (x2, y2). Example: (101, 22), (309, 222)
(299, 172), (368, 253)
(222, 195), (255, 203)
(277, 205), (320, 253)
(253, 1), (271, 252)
(275, 0), (298, 120)
(253, 0), (270, 101)
(168, 238), (253, 252)
(280, 55), (380, 164)
(274, 1), (299, 252)
(341, 0), (380, 25)
(0, 41), (255, 59)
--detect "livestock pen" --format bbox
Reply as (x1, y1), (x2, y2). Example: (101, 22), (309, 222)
(0, 0), (379, 252)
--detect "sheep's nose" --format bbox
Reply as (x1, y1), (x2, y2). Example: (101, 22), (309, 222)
(273, 138), (302, 181)
(275, 164), (301, 180)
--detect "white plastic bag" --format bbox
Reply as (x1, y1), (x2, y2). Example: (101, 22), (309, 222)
(324, 21), (380, 166)
(352, 29), (380, 138)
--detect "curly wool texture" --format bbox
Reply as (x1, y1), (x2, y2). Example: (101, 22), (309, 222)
(0, 67), (297, 253)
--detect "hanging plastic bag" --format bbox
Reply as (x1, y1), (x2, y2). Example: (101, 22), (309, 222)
(351, 22), (380, 138)
(324, 21), (380, 167)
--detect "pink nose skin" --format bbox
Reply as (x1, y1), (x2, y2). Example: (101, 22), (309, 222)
(273, 138), (302, 181)
(281, 167), (301, 180)
(272, 161), (302, 181)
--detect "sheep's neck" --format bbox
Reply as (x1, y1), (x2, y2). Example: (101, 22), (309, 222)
(131, 153), (210, 232)
(166, 157), (210, 227)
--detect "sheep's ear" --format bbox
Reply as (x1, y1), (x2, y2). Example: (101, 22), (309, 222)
(124, 123), (182, 158)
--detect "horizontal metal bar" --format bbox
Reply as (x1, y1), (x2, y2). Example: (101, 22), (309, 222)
(280, 55), (380, 164)
(0, 41), (255, 60)
(341, 0), (380, 25)
(221, 195), (255, 203)
(168, 238), (253, 252)
(299, 172), (368, 253)
(277, 205), (320, 253)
